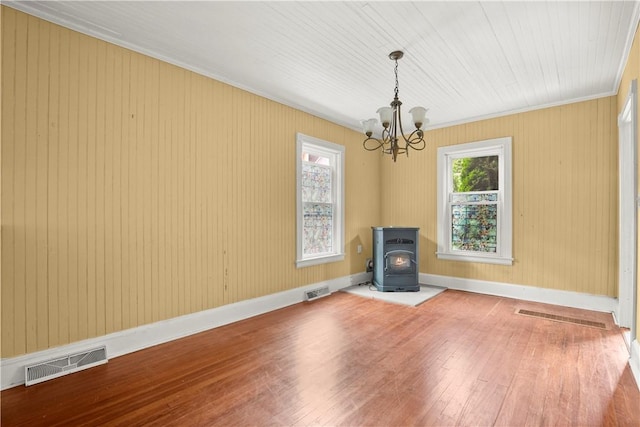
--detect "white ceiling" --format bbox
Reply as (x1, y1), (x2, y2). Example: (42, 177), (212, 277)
(6, 1), (640, 133)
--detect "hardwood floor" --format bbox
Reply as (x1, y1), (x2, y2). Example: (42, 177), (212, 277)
(2, 290), (639, 426)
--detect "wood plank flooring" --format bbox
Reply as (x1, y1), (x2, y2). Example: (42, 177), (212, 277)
(2, 290), (639, 426)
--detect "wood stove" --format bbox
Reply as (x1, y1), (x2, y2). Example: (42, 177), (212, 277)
(371, 226), (420, 292)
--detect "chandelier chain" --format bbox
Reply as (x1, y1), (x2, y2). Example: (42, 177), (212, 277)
(394, 59), (399, 99)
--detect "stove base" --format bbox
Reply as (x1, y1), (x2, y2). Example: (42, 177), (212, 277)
(373, 282), (420, 292)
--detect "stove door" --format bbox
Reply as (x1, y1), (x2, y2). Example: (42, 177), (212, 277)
(385, 250), (416, 274)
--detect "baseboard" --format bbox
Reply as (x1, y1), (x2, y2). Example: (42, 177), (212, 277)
(420, 273), (618, 313)
(0, 272), (368, 390)
(631, 339), (640, 391)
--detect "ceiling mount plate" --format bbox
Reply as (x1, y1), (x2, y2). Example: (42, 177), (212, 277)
(389, 51), (404, 61)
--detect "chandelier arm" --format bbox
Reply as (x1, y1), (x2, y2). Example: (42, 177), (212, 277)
(402, 129), (427, 151)
(363, 137), (386, 151)
(406, 139), (426, 151)
(381, 126), (393, 145)
(394, 100), (410, 144)
(389, 104), (396, 136)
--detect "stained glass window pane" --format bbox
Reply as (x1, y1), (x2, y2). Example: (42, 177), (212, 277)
(451, 193), (498, 203)
(302, 160), (333, 255)
(303, 203), (332, 254)
(302, 163), (332, 203)
(451, 204), (497, 252)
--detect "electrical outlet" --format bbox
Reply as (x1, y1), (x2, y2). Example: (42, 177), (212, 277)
(357, 245), (362, 254)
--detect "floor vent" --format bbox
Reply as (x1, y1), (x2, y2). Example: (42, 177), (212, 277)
(305, 286), (330, 301)
(25, 346), (108, 386)
(516, 309), (607, 329)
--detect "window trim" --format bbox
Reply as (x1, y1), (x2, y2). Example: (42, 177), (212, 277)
(296, 133), (345, 268)
(436, 137), (513, 265)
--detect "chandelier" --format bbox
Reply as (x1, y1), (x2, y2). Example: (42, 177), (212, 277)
(361, 50), (428, 162)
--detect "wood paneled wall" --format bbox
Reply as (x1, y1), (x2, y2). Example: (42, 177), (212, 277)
(381, 98), (619, 297)
(1, 8), (380, 358)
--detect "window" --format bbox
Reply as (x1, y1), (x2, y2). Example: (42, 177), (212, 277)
(296, 133), (345, 268)
(437, 137), (513, 265)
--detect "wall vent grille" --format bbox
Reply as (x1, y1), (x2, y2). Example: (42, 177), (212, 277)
(25, 346), (108, 386)
(516, 309), (607, 329)
(305, 286), (330, 301)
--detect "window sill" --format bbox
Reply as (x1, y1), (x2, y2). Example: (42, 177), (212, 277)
(296, 253), (345, 268)
(436, 252), (513, 266)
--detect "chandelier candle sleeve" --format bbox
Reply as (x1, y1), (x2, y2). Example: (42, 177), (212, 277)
(361, 50), (430, 162)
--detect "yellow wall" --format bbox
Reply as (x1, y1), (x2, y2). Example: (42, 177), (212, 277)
(0, 8), (380, 357)
(618, 22), (640, 338)
(381, 98), (619, 297)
